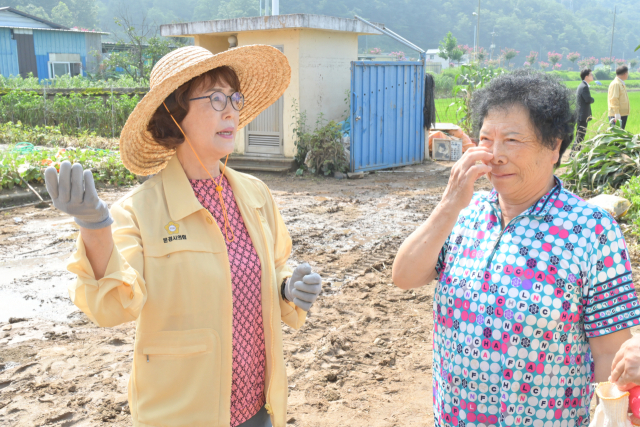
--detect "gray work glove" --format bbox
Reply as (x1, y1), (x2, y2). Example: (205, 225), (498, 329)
(44, 161), (113, 229)
(284, 263), (322, 311)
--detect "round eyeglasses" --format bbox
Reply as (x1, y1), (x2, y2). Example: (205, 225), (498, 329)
(189, 91), (245, 111)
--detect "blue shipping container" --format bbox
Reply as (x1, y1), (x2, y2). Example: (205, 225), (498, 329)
(350, 61), (425, 172)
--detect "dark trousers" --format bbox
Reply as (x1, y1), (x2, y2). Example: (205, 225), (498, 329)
(571, 119), (589, 155)
(237, 407), (272, 427)
(576, 119), (588, 145)
(609, 115), (628, 129)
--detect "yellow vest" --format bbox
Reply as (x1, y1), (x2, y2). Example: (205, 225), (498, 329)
(608, 77), (630, 116)
(67, 155), (306, 427)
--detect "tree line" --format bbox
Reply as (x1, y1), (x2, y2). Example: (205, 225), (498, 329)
(1, 0), (637, 67)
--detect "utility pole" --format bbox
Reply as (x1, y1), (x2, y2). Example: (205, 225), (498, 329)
(476, 0), (481, 60)
(490, 27), (496, 61)
(609, 6), (616, 70)
(473, 25), (476, 57)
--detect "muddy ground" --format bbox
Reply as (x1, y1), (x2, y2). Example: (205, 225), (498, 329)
(1, 160), (639, 427)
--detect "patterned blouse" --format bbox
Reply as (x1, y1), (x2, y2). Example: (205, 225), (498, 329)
(190, 176), (266, 427)
(433, 177), (639, 427)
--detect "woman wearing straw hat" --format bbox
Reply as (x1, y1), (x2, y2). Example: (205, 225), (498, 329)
(43, 45), (323, 427)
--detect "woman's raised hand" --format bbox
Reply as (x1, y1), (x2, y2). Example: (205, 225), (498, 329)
(441, 147), (493, 213)
(44, 161), (113, 229)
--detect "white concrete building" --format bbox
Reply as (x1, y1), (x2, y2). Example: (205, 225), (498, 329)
(161, 14), (383, 170)
(425, 48), (450, 73)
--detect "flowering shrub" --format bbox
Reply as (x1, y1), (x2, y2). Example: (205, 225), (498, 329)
(539, 61), (550, 71)
(476, 47), (487, 62)
(500, 48), (519, 67)
(601, 57), (614, 70)
(486, 59), (499, 68)
(616, 58), (627, 67)
(578, 57), (598, 70)
(389, 51), (406, 60)
(567, 52), (580, 69)
(369, 48), (381, 55)
(525, 51), (538, 67)
(567, 52), (580, 62)
(547, 52), (563, 66)
(554, 63), (562, 69)
(458, 45), (473, 55)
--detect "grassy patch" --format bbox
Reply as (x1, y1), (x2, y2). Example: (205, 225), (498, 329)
(563, 80), (640, 89)
(590, 92), (640, 134)
(434, 92), (640, 134)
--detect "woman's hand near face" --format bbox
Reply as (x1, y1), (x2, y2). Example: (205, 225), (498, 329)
(392, 148), (493, 290)
(441, 147), (493, 212)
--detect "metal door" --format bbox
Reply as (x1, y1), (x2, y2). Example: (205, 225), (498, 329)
(14, 30), (38, 78)
(350, 61), (424, 172)
(245, 46), (284, 156)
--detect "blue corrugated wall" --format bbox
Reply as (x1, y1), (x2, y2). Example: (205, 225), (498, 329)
(0, 28), (20, 77)
(350, 61), (425, 172)
(34, 30), (87, 78)
(0, 29), (88, 79)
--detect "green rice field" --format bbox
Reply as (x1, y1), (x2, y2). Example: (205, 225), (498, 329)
(563, 80), (640, 89)
(434, 91), (640, 135)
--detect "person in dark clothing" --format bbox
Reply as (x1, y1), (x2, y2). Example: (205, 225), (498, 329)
(573, 68), (595, 154)
(424, 73), (436, 131)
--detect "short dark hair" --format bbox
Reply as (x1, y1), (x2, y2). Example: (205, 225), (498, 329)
(580, 68), (592, 80)
(471, 69), (576, 167)
(147, 66), (241, 150)
(616, 65), (629, 76)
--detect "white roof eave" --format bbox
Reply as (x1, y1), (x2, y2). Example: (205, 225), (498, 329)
(160, 13), (384, 37)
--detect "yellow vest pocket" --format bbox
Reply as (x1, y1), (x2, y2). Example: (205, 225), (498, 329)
(134, 329), (221, 426)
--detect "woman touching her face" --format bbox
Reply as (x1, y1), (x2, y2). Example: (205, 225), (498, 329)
(393, 70), (639, 426)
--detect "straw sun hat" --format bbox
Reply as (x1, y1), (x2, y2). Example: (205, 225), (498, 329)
(119, 45), (291, 176)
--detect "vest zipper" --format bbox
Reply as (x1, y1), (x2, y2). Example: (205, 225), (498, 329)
(256, 211), (276, 417)
(204, 209), (235, 419)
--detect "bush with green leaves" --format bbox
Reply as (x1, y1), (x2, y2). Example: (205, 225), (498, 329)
(292, 105), (348, 176)
(621, 176), (640, 236)
(448, 64), (506, 133)
(561, 125), (640, 193)
(595, 69), (612, 81)
(429, 72), (455, 98)
(549, 70), (581, 81)
(0, 90), (141, 138)
(0, 121), (118, 149)
(0, 73), (148, 89)
(0, 146), (136, 190)
(441, 68), (460, 79)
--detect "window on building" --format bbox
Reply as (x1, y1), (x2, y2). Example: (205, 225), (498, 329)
(48, 62), (82, 78)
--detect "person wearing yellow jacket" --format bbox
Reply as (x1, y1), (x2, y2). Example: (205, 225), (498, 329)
(43, 45), (323, 427)
(608, 65), (630, 129)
